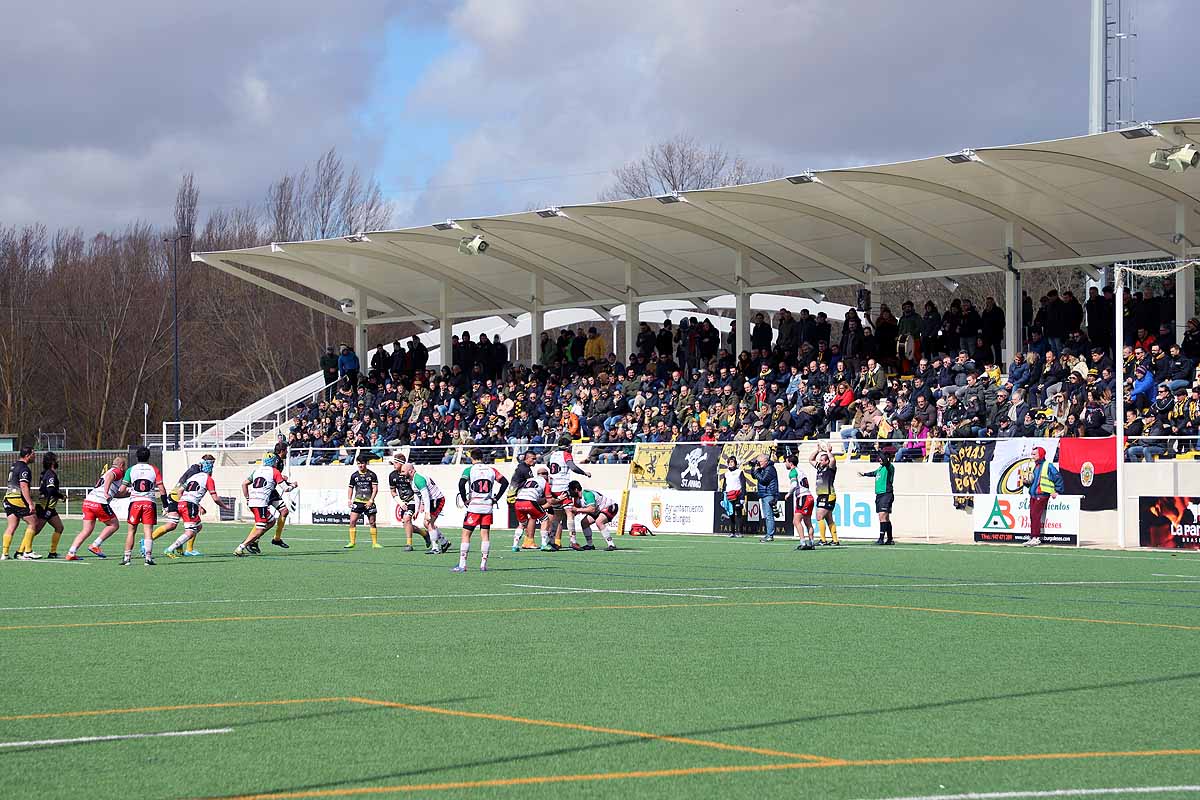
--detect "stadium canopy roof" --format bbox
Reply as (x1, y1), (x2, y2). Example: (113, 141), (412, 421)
(194, 119), (1200, 348)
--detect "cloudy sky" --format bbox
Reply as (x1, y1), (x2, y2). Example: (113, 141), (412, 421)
(2, 0), (1194, 234)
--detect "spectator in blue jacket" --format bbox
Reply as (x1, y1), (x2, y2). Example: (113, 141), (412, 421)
(750, 453), (779, 542)
(1130, 366), (1155, 412)
(338, 346), (360, 388)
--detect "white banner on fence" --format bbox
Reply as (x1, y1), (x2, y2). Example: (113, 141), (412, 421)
(990, 438), (1059, 495)
(972, 493), (1080, 544)
(823, 491), (880, 539)
(625, 489), (715, 534)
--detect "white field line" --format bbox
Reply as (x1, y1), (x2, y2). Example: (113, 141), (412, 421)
(887, 545), (1200, 562)
(8, 579), (1199, 614)
(506, 583), (727, 599)
(855, 787), (1200, 800)
(0, 727), (232, 748)
(1153, 574), (1200, 578)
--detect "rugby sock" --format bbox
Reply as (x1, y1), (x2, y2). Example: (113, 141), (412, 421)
(186, 535), (196, 552)
(3, 531), (14, 556)
(124, 549), (133, 561)
(20, 529), (34, 553)
(418, 527), (431, 547)
(829, 519), (839, 544)
(881, 521), (893, 542)
(513, 529), (523, 549)
(50, 529), (62, 554)
(369, 526), (378, 545)
(273, 518), (287, 541)
(581, 523), (593, 545)
(169, 533), (190, 551)
(818, 520), (828, 543)
(458, 541), (470, 569)
(151, 523), (172, 540)
(347, 526), (357, 546)
(480, 541), (490, 567)
(406, 528), (413, 546)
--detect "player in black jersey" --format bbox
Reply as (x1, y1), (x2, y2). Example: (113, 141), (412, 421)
(265, 440), (293, 549)
(3, 447), (37, 560)
(346, 453), (379, 549)
(388, 453), (430, 551)
(810, 443), (840, 546)
(30, 452), (66, 558)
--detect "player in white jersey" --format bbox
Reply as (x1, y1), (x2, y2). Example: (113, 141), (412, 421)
(785, 453), (816, 550)
(235, 455), (296, 557)
(513, 465), (551, 552)
(719, 456), (746, 538)
(403, 464), (451, 554)
(546, 435), (591, 548)
(122, 447), (168, 565)
(65, 457), (129, 560)
(164, 457), (229, 558)
(566, 480), (618, 551)
(453, 449), (509, 572)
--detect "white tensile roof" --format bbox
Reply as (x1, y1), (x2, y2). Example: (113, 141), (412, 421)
(193, 120), (1200, 326)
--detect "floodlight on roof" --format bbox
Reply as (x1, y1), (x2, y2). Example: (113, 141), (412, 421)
(432, 220), (461, 231)
(343, 232), (369, 243)
(944, 150), (977, 164)
(413, 320), (433, 333)
(936, 277), (960, 292)
(535, 208), (563, 218)
(1168, 144), (1200, 173)
(1119, 124), (1156, 139)
(1149, 149), (1171, 170)
(786, 172), (815, 184)
(655, 193), (684, 204)
(800, 289), (826, 303)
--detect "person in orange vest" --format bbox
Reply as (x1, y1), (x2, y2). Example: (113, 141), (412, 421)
(1024, 447), (1063, 547)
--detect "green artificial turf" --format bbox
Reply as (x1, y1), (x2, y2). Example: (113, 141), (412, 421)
(2, 524), (1199, 800)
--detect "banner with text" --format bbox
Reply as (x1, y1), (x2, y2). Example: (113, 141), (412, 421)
(625, 489), (716, 534)
(972, 494), (1079, 545)
(1139, 496), (1200, 550)
(990, 438), (1059, 495)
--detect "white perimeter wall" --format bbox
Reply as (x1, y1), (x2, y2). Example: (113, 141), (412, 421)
(162, 451), (1200, 549)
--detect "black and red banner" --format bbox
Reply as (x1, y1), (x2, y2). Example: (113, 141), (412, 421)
(1139, 496), (1200, 549)
(1059, 437), (1117, 511)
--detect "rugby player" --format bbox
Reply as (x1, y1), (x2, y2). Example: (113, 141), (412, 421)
(2, 447), (37, 560)
(122, 446), (167, 566)
(860, 448), (896, 545)
(786, 453), (816, 550)
(405, 464), (451, 554)
(454, 449), (508, 573)
(507, 451), (538, 549)
(719, 455), (745, 538)
(29, 452), (66, 559)
(547, 435), (590, 548)
(235, 455), (295, 557)
(345, 454), (380, 549)
(566, 480), (618, 551)
(810, 444), (840, 546)
(163, 458), (229, 558)
(388, 454), (430, 551)
(513, 464), (551, 552)
(265, 440), (294, 549)
(150, 454), (217, 556)
(65, 457), (129, 560)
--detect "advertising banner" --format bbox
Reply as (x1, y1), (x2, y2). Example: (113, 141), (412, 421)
(302, 488), (351, 525)
(625, 489), (715, 534)
(989, 438), (1059, 495)
(715, 492), (792, 536)
(1139, 496), (1200, 550)
(946, 441), (993, 502)
(972, 494), (1079, 545)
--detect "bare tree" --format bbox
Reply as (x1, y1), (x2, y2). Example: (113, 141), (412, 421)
(600, 135), (779, 200)
(309, 148), (345, 240)
(266, 170), (309, 243)
(0, 224), (48, 439)
(174, 172), (199, 243)
(337, 166), (392, 235)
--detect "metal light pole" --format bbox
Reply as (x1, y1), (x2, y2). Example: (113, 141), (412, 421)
(166, 233), (190, 445)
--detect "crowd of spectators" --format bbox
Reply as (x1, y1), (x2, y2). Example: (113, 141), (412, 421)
(290, 284), (1200, 465)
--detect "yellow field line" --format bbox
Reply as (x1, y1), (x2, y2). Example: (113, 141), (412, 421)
(0, 697), (346, 722)
(346, 697), (831, 762)
(202, 748), (1200, 799)
(3, 599), (1199, 633)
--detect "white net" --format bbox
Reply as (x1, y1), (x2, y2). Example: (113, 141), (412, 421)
(1115, 258), (1196, 279)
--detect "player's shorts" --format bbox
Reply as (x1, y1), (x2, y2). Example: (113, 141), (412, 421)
(251, 505), (275, 526)
(427, 496), (445, 519)
(179, 502), (202, 527)
(796, 495), (814, 517)
(163, 498), (180, 519)
(35, 503), (58, 522)
(815, 493), (837, 511)
(351, 501), (377, 517)
(875, 492), (895, 514)
(268, 488), (281, 506)
(514, 500), (546, 524)
(3, 498), (32, 518)
(463, 511), (494, 529)
(127, 500), (157, 526)
(394, 499), (417, 521)
(549, 490), (570, 513)
(596, 503), (619, 519)
(81, 500), (116, 523)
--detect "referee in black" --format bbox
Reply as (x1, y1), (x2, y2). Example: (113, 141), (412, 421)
(860, 447), (896, 545)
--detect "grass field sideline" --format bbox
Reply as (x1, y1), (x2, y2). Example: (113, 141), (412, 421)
(1, 523), (1198, 800)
